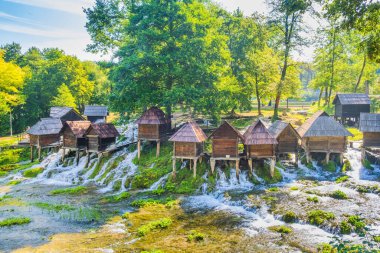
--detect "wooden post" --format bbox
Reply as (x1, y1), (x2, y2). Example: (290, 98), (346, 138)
(248, 159), (253, 173)
(38, 146), (41, 161)
(137, 139), (141, 160)
(270, 158), (275, 178)
(235, 159), (240, 179)
(156, 141), (160, 157)
(361, 148), (365, 162)
(339, 153), (343, 165)
(75, 150), (80, 165)
(190, 159), (192, 170)
(30, 146), (34, 162)
(325, 152), (330, 163)
(306, 150), (311, 163)
(85, 151), (90, 168)
(210, 159), (216, 174)
(172, 158), (176, 178)
(193, 158), (198, 178)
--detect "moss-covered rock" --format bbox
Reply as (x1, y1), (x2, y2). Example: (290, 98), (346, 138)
(23, 167), (44, 178)
(307, 210), (335, 226)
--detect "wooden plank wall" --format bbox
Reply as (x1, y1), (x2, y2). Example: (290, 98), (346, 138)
(304, 136), (346, 152)
(212, 139), (238, 157)
(363, 132), (380, 147)
(175, 142), (196, 157)
(277, 126), (298, 153)
(63, 128), (77, 148)
(248, 144), (274, 157)
(138, 124), (159, 140)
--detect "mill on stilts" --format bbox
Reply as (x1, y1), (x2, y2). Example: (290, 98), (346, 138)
(169, 121), (207, 178)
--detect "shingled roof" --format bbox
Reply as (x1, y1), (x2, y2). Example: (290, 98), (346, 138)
(136, 107), (168, 125)
(87, 123), (120, 138)
(50, 107), (72, 118)
(84, 105), (108, 117)
(169, 121), (207, 143)
(360, 113), (380, 132)
(209, 120), (244, 141)
(333, 94), (370, 105)
(64, 121), (92, 138)
(243, 119), (278, 145)
(268, 120), (300, 139)
(27, 118), (63, 136)
(297, 111), (353, 137)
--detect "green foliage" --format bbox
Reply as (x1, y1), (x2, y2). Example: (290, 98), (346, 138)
(50, 84), (77, 109)
(187, 230), (205, 242)
(255, 164), (283, 184)
(269, 225), (292, 234)
(307, 196), (319, 203)
(50, 186), (88, 195)
(363, 159), (374, 170)
(347, 215), (366, 234)
(330, 190), (348, 200)
(323, 161), (336, 173)
(137, 218), (172, 237)
(373, 236), (380, 243)
(22, 167), (44, 178)
(317, 243), (336, 253)
(307, 210), (335, 226)
(33, 202), (75, 212)
(7, 179), (23, 185)
(0, 148), (29, 167)
(335, 176), (349, 183)
(340, 221), (352, 234)
(131, 198), (175, 208)
(341, 160), (351, 172)
(112, 180), (122, 191)
(0, 217), (31, 227)
(102, 192), (131, 203)
(283, 211), (297, 223)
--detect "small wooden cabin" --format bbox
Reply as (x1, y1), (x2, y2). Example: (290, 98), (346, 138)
(243, 119), (278, 176)
(169, 121), (207, 178)
(50, 107), (84, 122)
(62, 121), (91, 150)
(297, 111), (352, 164)
(84, 105), (108, 123)
(333, 94), (370, 123)
(136, 107), (171, 158)
(209, 121), (244, 175)
(268, 120), (300, 163)
(27, 118), (63, 161)
(86, 123), (120, 152)
(360, 113), (380, 148)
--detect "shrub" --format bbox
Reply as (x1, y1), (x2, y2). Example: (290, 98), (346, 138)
(307, 196), (319, 203)
(283, 211), (297, 223)
(0, 217), (31, 227)
(187, 230), (205, 242)
(137, 218), (172, 236)
(330, 190), (348, 200)
(269, 225), (292, 234)
(50, 186), (88, 195)
(23, 167), (44, 178)
(307, 210), (335, 226)
(336, 176), (349, 183)
(340, 221), (352, 234)
(347, 215), (366, 233)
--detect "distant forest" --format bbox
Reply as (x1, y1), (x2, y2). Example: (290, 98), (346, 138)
(1, 0), (379, 135)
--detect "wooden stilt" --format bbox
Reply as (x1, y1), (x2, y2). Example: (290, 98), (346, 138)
(75, 150), (80, 165)
(210, 159), (216, 174)
(156, 141), (160, 157)
(193, 158), (198, 178)
(248, 159), (253, 173)
(30, 146), (34, 162)
(190, 159), (192, 170)
(270, 158), (275, 178)
(199, 156), (203, 164)
(172, 158), (176, 178)
(361, 148), (365, 162)
(85, 151), (90, 168)
(137, 140), (141, 160)
(295, 152), (299, 166)
(325, 152), (330, 163)
(339, 153), (343, 165)
(38, 147), (41, 161)
(306, 151), (311, 164)
(235, 160), (240, 179)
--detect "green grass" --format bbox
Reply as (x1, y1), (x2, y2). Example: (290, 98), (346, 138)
(229, 118), (254, 129)
(137, 218), (172, 236)
(330, 190), (348, 200)
(22, 167), (44, 178)
(289, 186), (299, 191)
(102, 192), (131, 203)
(187, 230), (205, 242)
(50, 186), (88, 195)
(267, 187), (279, 192)
(0, 217), (31, 227)
(131, 197), (175, 208)
(0, 136), (19, 147)
(307, 210), (335, 226)
(98, 156), (125, 182)
(347, 128), (362, 142)
(33, 202), (76, 212)
(269, 225), (292, 234)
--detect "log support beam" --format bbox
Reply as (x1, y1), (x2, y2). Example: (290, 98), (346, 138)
(270, 158), (275, 178)
(325, 152), (330, 163)
(339, 153), (344, 165)
(38, 146), (42, 161)
(156, 141), (160, 157)
(193, 158), (198, 178)
(248, 159), (253, 173)
(75, 150), (80, 165)
(137, 140), (141, 160)
(30, 146), (34, 162)
(210, 159), (216, 174)
(235, 160), (240, 180)
(85, 151), (90, 168)
(172, 158), (176, 178)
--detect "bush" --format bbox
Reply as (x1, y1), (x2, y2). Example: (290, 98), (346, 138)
(0, 217), (31, 227)
(307, 210), (335, 226)
(23, 167), (44, 178)
(330, 190), (348, 200)
(307, 196), (319, 203)
(269, 225), (292, 234)
(50, 186), (88, 195)
(187, 230), (205, 242)
(137, 218), (172, 236)
(340, 221), (352, 234)
(283, 211), (297, 223)
(336, 176), (349, 183)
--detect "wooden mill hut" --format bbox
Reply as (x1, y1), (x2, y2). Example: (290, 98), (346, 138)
(86, 123), (120, 152)
(332, 94), (370, 123)
(27, 118), (63, 161)
(268, 120), (300, 164)
(50, 106), (84, 122)
(136, 107), (171, 159)
(297, 111), (352, 164)
(209, 121), (244, 176)
(84, 105), (108, 123)
(360, 113), (380, 148)
(169, 121), (207, 178)
(61, 121), (91, 164)
(243, 119), (278, 176)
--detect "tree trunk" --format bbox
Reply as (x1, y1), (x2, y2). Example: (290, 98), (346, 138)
(318, 87), (324, 107)
(9, 111), (13, 136)
(327, 27), (337, 106)
(354, 54), (366, 92)
(255, 73), (262, 116)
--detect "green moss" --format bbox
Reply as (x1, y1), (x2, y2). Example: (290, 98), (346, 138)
(112, 180), (122, 191)
(255, 164), (283, 184)
(0, 195), (12, 202)
(347, 215), (366, 233)
(121, 212), (130, 220)
(7, 179), (23, 185)
(98, 156), (125, 182)
(141, 250), (164, 253)
(307, 210), (335, 226)
(330, 190), (348, 200)
(33, 202), (75, 212)
(335, 176), (349, 183)
(187, 230), (205, 242)
(131, 198), (175, 208)
(137, 218), (172, 236)
(267, 187), (279, 192)
(283, 211), (297, 223)
(342, 160), (351, 172)
(363, 159), (374, 170)
(50, 186), (88, 195)
(22, 167), (44, 178)
(269, 225), (292, 234)
(307, 196), (319, 203)
(301, 156), (314, 169)
(323, 161), (336, 173)
(373, 236), (380, 243)
(340, 221), (352, 234)
(289, 186), (299, 191)
(89, 156), (109, 179)
(317, 243), (336, 253)
(0, 217), (31, 227)
(102, 192), (131, 203)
